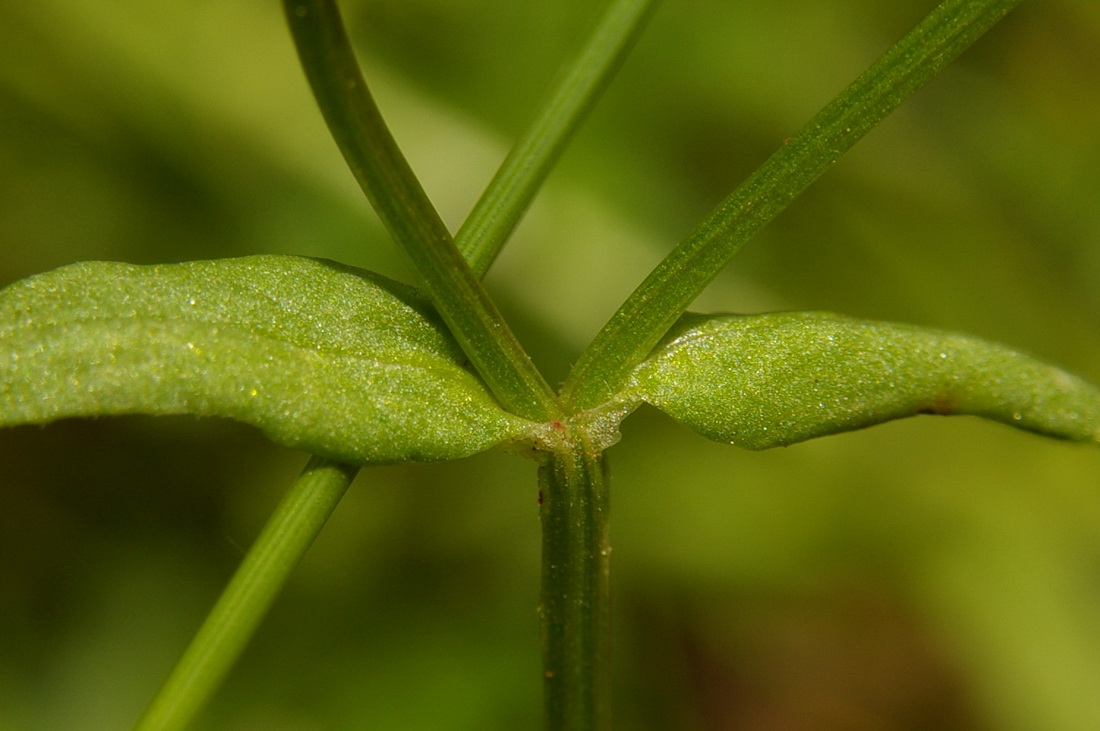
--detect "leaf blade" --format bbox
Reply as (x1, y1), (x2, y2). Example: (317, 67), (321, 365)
(632, 312), (1100, 449)
(0, 256), (533, 463)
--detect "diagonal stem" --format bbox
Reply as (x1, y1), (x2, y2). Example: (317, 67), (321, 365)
(563, 0), (1025, 409)
(134, 457), (357, 731)
(284, 0), (560, 422)
(457, 0), (660, 277)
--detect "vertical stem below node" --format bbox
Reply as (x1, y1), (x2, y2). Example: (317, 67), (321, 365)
(539, 441), (611, 731)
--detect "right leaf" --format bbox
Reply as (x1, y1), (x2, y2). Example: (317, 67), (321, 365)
(630, 312), (1100, 450)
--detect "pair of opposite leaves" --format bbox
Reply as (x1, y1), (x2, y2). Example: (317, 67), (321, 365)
(1, 255), (1098, 463)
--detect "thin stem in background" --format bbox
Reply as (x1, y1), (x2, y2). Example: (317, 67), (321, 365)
(283, 0), (560, 423)
(134, 457), (358, 731)
(457, 0), (660, 278)
(563, 0), (1025, 409)
(538, 438), (611, 731)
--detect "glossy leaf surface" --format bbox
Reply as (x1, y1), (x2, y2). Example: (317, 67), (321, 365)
(0, 256), (532, 463)
(631, 312), (1100, 449)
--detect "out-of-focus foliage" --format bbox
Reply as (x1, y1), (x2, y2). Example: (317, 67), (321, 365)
(1, 0), (1099, 729)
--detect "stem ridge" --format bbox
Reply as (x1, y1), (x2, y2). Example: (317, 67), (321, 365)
(539, 437), (612, 730)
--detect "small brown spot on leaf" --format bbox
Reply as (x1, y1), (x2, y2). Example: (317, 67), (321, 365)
(917, 394), (956, 416)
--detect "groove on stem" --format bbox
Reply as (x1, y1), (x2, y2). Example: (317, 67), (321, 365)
(539, 438), (612, 731)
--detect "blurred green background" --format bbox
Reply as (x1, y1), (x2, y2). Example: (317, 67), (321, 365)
(3, 0), (1100, 728)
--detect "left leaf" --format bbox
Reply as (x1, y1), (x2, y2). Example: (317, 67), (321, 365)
(0, 256), (534, 463)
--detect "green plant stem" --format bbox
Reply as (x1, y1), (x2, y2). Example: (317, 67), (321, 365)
(283, 0), (560, 422)
(457, 0), (660, 277)
(539, 438), (612, 731)
(134, 457), (357, 731)
(563, 0), (1024, 409)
